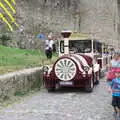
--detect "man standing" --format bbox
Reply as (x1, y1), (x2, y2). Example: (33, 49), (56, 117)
(45, 35), (54, 59)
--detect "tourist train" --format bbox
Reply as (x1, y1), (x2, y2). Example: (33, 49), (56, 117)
(43, 31), (115, 92)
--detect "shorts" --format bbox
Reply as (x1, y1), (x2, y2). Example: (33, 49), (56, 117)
(112, 96), (120, 108)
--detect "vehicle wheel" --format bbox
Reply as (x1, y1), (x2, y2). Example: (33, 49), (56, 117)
(85, 76), (94, 92)
(47, 87), (55, 92)
(95, 72), (100, 85)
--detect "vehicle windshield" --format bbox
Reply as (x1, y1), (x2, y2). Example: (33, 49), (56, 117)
(69, 40), (92, 53)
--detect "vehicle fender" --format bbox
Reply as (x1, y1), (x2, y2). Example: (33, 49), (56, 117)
(88, 67), (93, 74)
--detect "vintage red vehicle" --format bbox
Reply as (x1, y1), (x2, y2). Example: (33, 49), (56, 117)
(43, 31), (106, 92)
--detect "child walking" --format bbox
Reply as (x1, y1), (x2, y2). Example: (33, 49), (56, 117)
(108, 72), (120, 120)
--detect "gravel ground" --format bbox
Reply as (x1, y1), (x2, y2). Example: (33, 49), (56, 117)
(0, 78), (114, 120)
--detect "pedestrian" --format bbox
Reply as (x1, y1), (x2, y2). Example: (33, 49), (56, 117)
(108, 71), (120, 120)
(45, 35), (54, 59)
(37, 32), (46, 40)
(106, 54), (120, 85)
(110, 54), (120, 70)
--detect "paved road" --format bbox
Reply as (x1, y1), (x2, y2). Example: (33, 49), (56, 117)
(0, 78), (114, 120)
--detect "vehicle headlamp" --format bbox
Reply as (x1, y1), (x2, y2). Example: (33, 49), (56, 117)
(84, 66), (90, 71)
(42, 66), (49, 72)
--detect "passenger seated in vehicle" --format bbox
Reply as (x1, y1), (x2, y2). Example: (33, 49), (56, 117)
(69, 47), (77, 53)
(84, 48), (91, 53)
(77, 47), (82, 53)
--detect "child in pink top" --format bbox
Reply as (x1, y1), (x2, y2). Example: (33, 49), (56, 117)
(107, 54), (120, 83)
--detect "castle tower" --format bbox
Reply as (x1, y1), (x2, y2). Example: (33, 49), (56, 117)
(78, 0), (120, 50)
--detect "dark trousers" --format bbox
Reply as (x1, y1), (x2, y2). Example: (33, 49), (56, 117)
(45, 49), (52, 59)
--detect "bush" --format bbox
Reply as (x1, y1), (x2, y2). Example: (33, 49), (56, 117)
(0, 34), (11, 45)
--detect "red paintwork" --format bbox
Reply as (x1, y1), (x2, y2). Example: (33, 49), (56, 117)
(43, 54), (93, 88)
(78, 54), (93, 66)
(43, 70), (91, 88)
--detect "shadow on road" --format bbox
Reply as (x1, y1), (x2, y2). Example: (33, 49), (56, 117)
(48, 87), (90, 94)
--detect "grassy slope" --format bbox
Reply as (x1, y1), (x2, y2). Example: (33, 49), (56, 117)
(0, 45), (58, 74)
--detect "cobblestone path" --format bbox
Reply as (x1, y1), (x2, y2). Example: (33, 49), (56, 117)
(0, 78), (113, 120)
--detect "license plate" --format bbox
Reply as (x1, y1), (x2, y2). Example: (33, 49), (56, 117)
(59, 81), (73, 85)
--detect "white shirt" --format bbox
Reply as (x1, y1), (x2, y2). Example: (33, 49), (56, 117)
(45, 39), (54, 50)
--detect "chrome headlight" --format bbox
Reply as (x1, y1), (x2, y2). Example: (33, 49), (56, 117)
(43, 66), (49, 72)
(84, 66), (90, 71)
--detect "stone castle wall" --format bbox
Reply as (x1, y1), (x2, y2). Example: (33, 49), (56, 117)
(10, 0), (120, 50)
(79, 0), (119, 48)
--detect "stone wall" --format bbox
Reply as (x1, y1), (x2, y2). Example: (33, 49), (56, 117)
(16, 0), (80, 33)
(79, 0), (119, 47)
(0, 67), (43, 102)
(8, 0), (81, 49)
(5, 0), (120, 50)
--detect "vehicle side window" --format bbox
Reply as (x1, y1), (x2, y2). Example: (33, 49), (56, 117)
(60, 41), (64, 53)
(93, 41), (102, 54)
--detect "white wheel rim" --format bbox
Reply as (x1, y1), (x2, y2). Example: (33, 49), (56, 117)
(55, 58), (76, 81)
